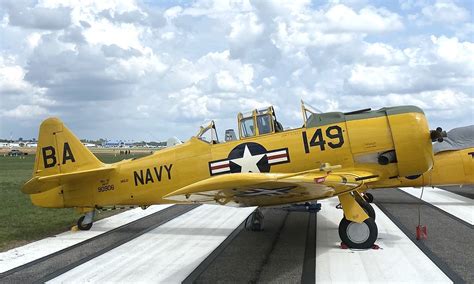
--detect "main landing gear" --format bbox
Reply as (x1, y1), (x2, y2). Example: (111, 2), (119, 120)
(77, 209), (96, 231)
(337, 191), (378, 249)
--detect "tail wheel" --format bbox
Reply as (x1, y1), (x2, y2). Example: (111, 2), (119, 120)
(338, 217), (378, 249)
(357, 199), (376, 220)
(77, 215), (93, 231)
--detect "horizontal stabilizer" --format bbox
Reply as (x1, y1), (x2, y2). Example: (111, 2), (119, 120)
(22, 167), (114, 195)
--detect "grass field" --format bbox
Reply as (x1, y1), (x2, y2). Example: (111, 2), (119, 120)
(0, 152), (148, 252)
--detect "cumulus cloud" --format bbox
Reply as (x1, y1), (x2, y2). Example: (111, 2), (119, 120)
(3, 105), (48, 119)
(1, 0), (71, 30)
(420, 0), (470, 24)
(0, 0), (472, 140)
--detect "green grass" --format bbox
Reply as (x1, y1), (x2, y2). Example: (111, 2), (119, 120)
(0, 153), (147, 251)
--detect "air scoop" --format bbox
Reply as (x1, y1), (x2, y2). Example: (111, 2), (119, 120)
(430, 127), (447, 142)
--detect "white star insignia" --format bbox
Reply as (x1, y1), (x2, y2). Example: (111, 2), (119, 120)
(231, 145), (265, 173)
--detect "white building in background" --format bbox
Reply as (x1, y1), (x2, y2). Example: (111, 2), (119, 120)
(82, 142), (97, 148)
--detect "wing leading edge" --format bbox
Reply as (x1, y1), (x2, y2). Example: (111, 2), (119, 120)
(163, 167), (379, 207)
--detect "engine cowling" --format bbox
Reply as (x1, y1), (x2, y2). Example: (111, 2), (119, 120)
(385, 106), (433, 177)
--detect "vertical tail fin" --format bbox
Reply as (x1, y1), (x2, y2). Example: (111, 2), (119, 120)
(34, 117), (103, 177)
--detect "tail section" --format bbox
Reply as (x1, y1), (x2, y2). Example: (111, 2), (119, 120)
(33, 117), (103, 177)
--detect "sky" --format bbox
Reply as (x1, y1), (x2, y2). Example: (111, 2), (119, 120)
(0, 0), (473, 142)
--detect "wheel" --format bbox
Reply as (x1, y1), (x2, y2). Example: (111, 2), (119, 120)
(363, 192), (374, 203)
(357, 199), (376, 220)
(250, 210), (264, 231)
(77, 215), (93, 231)
(338, 217), (378, 249)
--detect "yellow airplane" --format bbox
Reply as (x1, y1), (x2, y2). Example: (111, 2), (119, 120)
(23, 103), (445, 249)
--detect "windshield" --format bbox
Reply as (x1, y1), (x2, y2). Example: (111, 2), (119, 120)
(196, 121), (219, 143)
(256, 114), (272, 135)
(241, 117), (255, 137)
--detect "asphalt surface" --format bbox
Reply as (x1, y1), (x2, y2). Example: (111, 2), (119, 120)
(0, 204), (199, 283)
(439, 185), (474, 199)
(190, 209), (314, 283)
(189, 187), (473, 283)
(372, 188), (473, 283)
(3, 187), (472, 283)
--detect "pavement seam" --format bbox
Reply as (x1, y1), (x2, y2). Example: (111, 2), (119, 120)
(252, 210), (290, 283)
(301, 211), (316, 284)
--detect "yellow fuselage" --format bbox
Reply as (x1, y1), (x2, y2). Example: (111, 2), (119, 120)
(30, 107), (435, 208)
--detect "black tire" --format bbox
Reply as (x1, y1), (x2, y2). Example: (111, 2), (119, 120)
(363, 192), (374, 203)
(77, 215), (93, 231)
(250, 211), (264, 231)
(338, 217), (378, 249)
(357, 199), (376, 220)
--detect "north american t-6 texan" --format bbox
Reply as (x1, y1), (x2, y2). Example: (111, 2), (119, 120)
(22, 102), (473, 249)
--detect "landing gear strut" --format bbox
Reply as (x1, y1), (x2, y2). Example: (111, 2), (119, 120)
(363, 192), (374, 203)
(338, 193), (378, 249)
(77, 210), (95, 231)
(246, 208), (264, 231)
(357, 197), (376, 220)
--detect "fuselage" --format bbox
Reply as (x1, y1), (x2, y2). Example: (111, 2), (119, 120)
(31, 106), (434, 208)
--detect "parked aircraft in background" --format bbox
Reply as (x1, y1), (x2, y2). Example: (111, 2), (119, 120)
(23, 102), (454, 249)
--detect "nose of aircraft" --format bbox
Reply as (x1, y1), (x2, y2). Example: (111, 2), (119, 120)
(386, 106), (434, 177)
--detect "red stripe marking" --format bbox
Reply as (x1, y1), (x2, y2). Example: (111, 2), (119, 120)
(267, 153), (287, 160)
(211, 163), (230, 170)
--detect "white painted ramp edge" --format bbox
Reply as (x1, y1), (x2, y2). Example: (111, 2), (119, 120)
(316, 198), (452, 283)
(0, 204), (172, 273)
(48, 205), (256, 284)
(401, 187), (474, 225)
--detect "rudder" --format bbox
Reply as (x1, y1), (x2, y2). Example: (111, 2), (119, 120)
(34, 117), (103, 177)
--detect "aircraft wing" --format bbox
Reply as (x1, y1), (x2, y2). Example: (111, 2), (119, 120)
(22, 167), (114, 194)
(163, 169), (379, 207)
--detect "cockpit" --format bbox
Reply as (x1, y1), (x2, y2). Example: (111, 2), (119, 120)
(238, 106), (283, 139)
(195, 106), (284, 143)
(196, 121), (219, 144)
